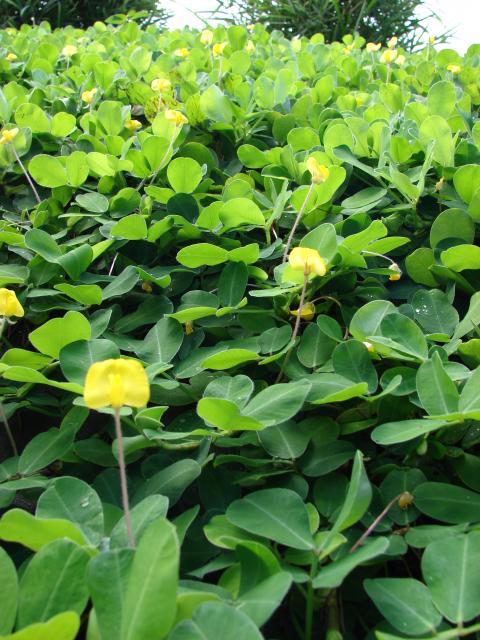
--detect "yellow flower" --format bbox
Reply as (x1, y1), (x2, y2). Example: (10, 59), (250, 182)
(366, 42), (381, 53)
(0, 127), (19, 145)
(395, 54), (406, 66)
(289, 247), (327, 277)
(125, 119), (142, 131)
(290, 301), (315, 321)
(363, 341), (375, 353)
(387, 36), (398, 49)
(174, 48), (190, 58)
(200, 29), (214, 45)
(212, 42), (228, 57)
(62, 44), (78, 57)
(81, 88), (98, 104)
(435, 177), (444, 192)
(84, 358), (150, 410)
(398, 491), (414, 510)
(380, 49), (398, 64)
(428, 36), (436, 45)
(151, 78), (172, 92)
(6, 53), (17, 62)
(165, 109), (188, 126)
(247, 24), (255, 32)
(246, 39), (255, 53)
(306, 157), (330, 185)
(388, 263), (402, 281)
(0, 288), (24, 318)
(447, 64), (461, 74)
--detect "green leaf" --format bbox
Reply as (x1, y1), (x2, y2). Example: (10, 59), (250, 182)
(29, 155), (67, 188)
(167, 157), (203, 193)
(29, 311), (91, 358)
(372, 419), (450, 445)
(0, 547), (18, 634)
(18, 427), (75, 475)
(416, 353), (459, 416)
(200, 85), (233, 123)
(110, 495), (169, 549)
(313, 537), (389, 588)
(364, 578), (442, 636)
(226, 488), (315, 550)
(135, 318), (183, 365)
(87, 549), (134, 640)
(54, 284), (102, 305)
(198, 397), (263, 431)
(37, 477), (104, 547)
(76, 192), (109, 213)
(122, 518), (179, 640)
(202, 349), (259, 370)
(219, 198), (265, 230)
(243, 381), (311, 426)
(350, 300), (397, 341)
(441, 244), (480, 271)
(176, 243), (229, 268)
(169, 602), (263, 640)
(414, 482), (480, 524)
(17, 539), (90, 627)
(111, 214), (147, 240)
(0, 509), (87, 551)
(0, 612), (80, 640)
(422, 532), (480, 624)
(332, 340), (378, 393)
(60, 339), (119, 385)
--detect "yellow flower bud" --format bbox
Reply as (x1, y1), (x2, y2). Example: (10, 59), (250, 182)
(388, 263), (402, 281)
(447, 64), (461, 74)
(6, 53), (17, 62)
(398, 491), (414, 510)
(435, 177), (444, 192)
(62, 44), (78, 57)
(290, 301), (315, 321)
(151, 78), (172, 93)
(81, 88), (98, 104)
(247, 24), (255, 32)
(0, 288), (24, 318)
(0, 127), (19, 145)
(84, 358), (150, 410)
(246, 40), (255, 53)
(185, 320), (194, 335)
(289, 247), (327, 277)
(174, 48), (190, 58)
(366, 42), (381, 53)
(212, 42), (228, 57)
(165, 109), (188, 126)
(363, 341), (375, 353)
(200, 29), (214, 45)
(141, 281), (153, 293)
(395, 54), (406, 66)
(428, 36), (436, 45)
(380, 49), (398, 64)
(125, 119), (142, 131)
(387, 36), (398, 49)
(306, 157), (330, 185)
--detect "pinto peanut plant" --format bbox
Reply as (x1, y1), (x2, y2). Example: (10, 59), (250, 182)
(0, 15), (480, 640)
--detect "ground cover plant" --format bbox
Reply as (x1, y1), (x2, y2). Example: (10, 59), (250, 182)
(0, 15), (479, 640)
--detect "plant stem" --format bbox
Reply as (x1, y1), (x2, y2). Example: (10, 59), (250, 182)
(0, 317), (18, 457)
(282, 182), (314, 264)
(275, 272), (308, 383)
(350, 494), (401, 553)
(12, 146), (41, 204)
(305, 554), (319, 640)
(113, 408), (135, 548)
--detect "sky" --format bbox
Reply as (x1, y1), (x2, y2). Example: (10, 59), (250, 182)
(163, 0), (479, 53)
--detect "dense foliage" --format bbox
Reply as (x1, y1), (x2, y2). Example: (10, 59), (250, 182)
(0, 17), (480, 640)
(210, 0), (442, 49)
(0, 1), (171, 29)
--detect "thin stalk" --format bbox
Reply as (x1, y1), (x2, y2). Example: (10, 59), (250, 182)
(0, 317), (18, 457)
(114, 408), (135, 548)
(275, 272), (308, 383)
(12, 146), (41, 204)
(305, 554), (319, 640)
(282, 182), (314, 264)
(350, 494), (400, 553)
